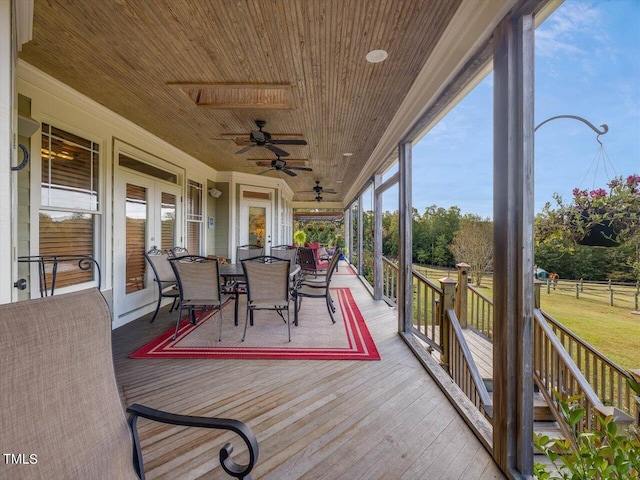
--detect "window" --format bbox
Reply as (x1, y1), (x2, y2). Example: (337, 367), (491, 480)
(187, 179), (203, 255)
(40, 124), (100, 288)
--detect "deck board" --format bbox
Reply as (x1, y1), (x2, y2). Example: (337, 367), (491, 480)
(113, 267), (504, 479)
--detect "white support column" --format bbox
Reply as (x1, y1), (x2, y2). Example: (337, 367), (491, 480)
(0, 0), (15, 304)
(357, 194), (363, 276)
(398, 141), (412, 333)
(492, 10), (535, 478)
(373, 174), (383, 299)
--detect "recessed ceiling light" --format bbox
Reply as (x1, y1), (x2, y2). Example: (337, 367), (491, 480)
(336, 180), (343, 183)
(342, 152), (353, 157)
(365, 49), (388, 63)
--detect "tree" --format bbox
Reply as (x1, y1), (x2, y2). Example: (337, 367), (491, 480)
(449, 215), (493, 286)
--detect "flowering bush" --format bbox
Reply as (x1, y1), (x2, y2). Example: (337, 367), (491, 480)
(537, 175), (640, 248)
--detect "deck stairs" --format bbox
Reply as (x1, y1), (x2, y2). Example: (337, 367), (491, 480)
(481, 377), (566, 467)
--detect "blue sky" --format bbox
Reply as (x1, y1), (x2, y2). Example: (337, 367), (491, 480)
(381, 0), (639, 219)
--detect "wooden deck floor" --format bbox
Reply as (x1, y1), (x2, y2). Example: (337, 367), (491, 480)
(112, 268), (505, 479)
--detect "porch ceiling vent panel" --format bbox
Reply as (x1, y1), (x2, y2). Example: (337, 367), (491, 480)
(169, 83), (294, 109)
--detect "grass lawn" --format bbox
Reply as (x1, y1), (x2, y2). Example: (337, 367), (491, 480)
(413, 264), (640, 371)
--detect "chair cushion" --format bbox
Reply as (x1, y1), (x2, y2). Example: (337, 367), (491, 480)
(0, 289), (138, 480)
(316, 260), (329, 269)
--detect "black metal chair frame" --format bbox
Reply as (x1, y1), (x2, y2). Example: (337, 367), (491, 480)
(169, 246), (190, 258)
(144, 247), (180, 324)
(17, 254), (101, 297)
(127, 403), (258, 480)
(294, 248), (342, 326)
(296, 247), (329, 278)
(240, 256), (292, 342)
(168, 255), (228, 341)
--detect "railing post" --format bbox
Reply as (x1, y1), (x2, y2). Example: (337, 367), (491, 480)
(534, 278), (543, 309)
(455, 263), (470, 328)
(632, 369), (640, 425)
(439, 276), (456, 371)
(576, 283), (580, 299)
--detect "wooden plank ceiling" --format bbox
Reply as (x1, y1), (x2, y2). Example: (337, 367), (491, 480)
(20, 0), (462, 202)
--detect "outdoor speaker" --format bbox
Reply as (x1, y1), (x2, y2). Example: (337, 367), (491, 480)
(208, 188), (222, 198)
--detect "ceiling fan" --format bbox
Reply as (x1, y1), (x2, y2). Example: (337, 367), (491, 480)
(314, 194), (323, 202)
(303, 180), (337, 195)
(235, 120), (307, 157)
(258, 157), (313, 177)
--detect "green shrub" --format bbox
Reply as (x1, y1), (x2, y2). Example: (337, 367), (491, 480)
(534, 392), (640, 479)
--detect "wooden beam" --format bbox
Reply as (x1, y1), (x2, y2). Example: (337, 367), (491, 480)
(398, 141), (412, 333)
(492, 10), (535, 479)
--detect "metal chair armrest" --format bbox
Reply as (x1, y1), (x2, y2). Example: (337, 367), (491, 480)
(127, 403), (258, 480)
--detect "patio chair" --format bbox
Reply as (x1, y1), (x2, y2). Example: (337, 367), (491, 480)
(232, 245), (264, 323)
(271, 244), (298, 269)
(169, 255), (230, 341)
(236, 244), (263, 262)
(241, 256), (292, 342)
(294, 248), (342, 326)
(0, 288), (258, 480)
(297, 246), (329, 278)
(144, 246), (180, 324)
(169, 246), (190, 258)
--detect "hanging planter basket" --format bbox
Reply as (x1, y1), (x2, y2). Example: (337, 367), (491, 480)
(329, 225), (336, 232)
(318, 225), (325, 232)
(306, 224), (315, 232)
(574, 208), (620, 247)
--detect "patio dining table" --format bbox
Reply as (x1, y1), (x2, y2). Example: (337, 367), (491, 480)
(219, 263), (301, 325)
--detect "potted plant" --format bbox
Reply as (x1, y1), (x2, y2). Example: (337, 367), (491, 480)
(293, 230), (306, 247)
(538, 175), (640, 248)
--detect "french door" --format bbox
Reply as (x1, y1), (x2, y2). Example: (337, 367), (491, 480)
(114, 172), (182, 318)
(240, 198), (272, 255)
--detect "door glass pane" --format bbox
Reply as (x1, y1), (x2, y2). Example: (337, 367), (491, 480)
(249, 206), (266, 247)
(160, 192), (176, 250)
(126, 184), (147, 294)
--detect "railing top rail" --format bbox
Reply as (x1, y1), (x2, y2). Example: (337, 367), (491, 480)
(534, 310), (603, 408)
(446, 308), (493, 417)
(540, 310), (633, 381)
(412, 269), (443, 294)
(382, 256), (397, 267)
(468, 285), (492, 303)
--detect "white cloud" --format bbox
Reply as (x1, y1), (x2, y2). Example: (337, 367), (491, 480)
(536, 1), (603, 59)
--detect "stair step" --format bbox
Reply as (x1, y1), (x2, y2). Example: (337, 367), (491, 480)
(533, 392), (555, 421)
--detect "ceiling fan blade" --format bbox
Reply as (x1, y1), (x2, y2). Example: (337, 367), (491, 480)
(322, 189), (338, 194)
(271, 139), (308, 146)
(282, 168), (297, 177)
(265, 144), (290, 157)
(251, 130), (266, 143)
(235, 144), (255, 154)
(257, 168), (275, 175)
(288, 166), (313, 171)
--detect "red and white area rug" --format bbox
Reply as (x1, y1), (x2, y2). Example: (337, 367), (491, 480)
(130, 287), (380, 361)
(334, 262), (356, 275)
